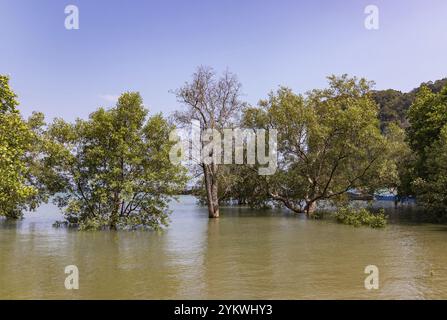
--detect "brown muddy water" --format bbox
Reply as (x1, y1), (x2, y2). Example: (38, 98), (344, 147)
(1, 196), (447, 299)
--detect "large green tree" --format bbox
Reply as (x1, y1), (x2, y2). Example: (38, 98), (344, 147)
(407, 85), (447, 174)
(239, 75), (395, 216)
(0, 75), (37, 218)
(412, 124), (447, 220)
(44, 92), (186, 230)
(406, 84), (447, 218)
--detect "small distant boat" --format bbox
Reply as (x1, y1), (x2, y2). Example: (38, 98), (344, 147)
(347, 189), (374, 201)
(374, 189), (397, 201)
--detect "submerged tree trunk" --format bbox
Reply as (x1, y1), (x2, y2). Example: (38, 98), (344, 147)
(110, 210), (119, 230)
(110, 196), (120, 230)
(269, 192), (319, 217)
(204, 164), (219, 218)
(305, 201), (317, 217)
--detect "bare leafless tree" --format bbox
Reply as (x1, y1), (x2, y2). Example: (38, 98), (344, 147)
(173, 66), (244, 218)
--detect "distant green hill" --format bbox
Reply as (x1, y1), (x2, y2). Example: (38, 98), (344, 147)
(372, 78), (447, 130)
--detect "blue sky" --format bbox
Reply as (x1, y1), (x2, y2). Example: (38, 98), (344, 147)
(1, 0), (446, 121)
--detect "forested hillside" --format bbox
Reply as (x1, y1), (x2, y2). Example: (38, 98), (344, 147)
(373, 78), (447, 129)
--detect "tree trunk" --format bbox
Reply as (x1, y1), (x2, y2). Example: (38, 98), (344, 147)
(110, 192), (120, 230)
(204, 164), (220, 218)
(210, 182), (220, 218)
(110, 209), (119, 230)
(305, 201), (317, 217)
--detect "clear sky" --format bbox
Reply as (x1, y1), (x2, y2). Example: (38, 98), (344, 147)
(1, 0), (446, 121)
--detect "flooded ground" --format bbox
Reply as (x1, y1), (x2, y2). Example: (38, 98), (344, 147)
(1, 196), (446, 299)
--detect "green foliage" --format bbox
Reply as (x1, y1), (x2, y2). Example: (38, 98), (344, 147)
(0, 75), (37, 218)
(333, 207), (387, 228)
(43, 92), (187, 230)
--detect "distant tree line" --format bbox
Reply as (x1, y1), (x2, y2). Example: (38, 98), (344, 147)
(1, 70), (447, 229)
